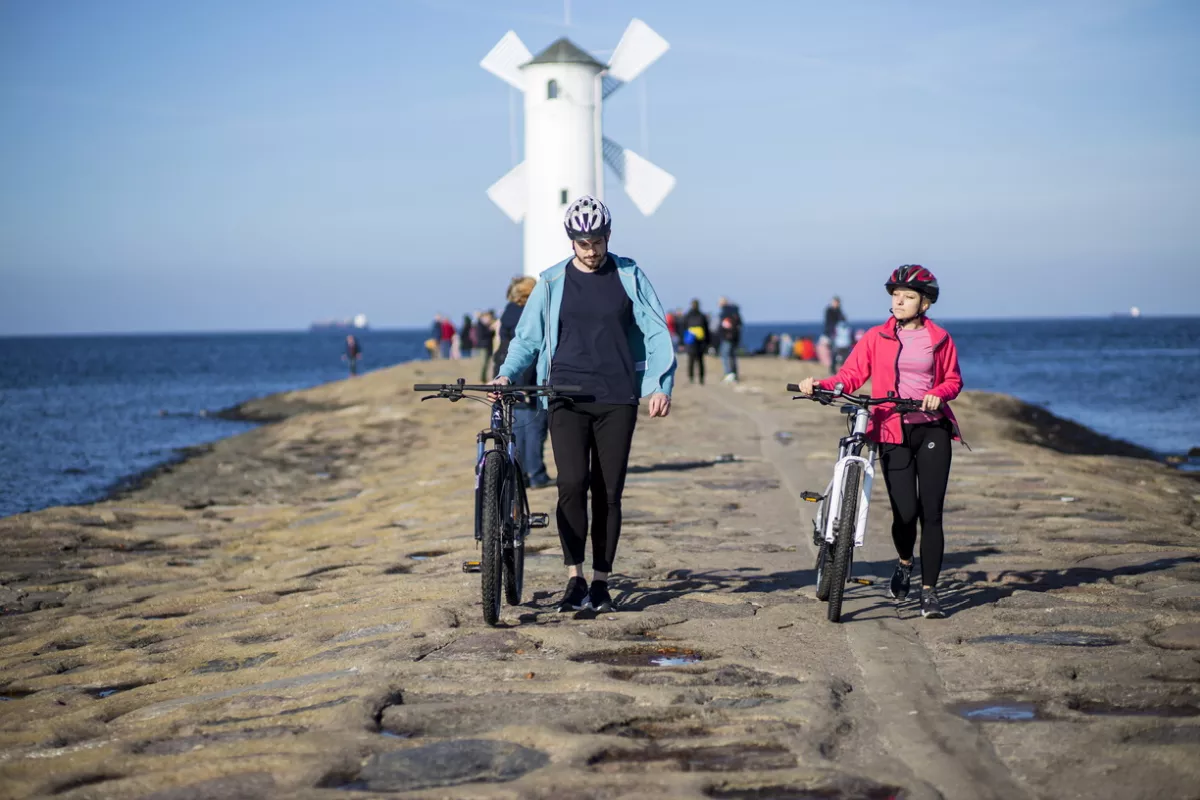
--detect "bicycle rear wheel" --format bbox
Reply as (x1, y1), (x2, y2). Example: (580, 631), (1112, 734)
(503, 475), (525, 606)
(479, 451), (504, 626)
(826, 462), (862, 623)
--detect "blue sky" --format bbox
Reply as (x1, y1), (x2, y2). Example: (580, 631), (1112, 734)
(1, 0), (1197, 334)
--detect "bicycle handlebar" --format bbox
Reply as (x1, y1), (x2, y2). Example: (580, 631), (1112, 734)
(785, 383), (925, 411)
(413, 382), (582, 394)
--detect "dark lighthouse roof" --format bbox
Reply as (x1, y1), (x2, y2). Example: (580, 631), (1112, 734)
(523, 37), (606, 69)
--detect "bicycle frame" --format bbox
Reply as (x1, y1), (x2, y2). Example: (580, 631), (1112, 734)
(473, 398), (530, 548)
(818, 406), (876, 548)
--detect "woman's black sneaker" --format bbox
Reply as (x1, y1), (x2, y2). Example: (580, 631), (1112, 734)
(889, 561), (913, 600)
(920, 587), (945, 619)
(588, 580), (614, 612)
(557, 577), (589, 612)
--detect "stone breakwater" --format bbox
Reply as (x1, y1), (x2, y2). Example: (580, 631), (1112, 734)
(1, 357), (1198, 800)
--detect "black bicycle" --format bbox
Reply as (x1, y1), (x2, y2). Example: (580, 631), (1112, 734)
(414, 379), (579, 626)
(786, 383), (924, 622)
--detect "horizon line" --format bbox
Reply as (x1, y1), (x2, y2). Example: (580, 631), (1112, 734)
(1, 313), (1196, 339)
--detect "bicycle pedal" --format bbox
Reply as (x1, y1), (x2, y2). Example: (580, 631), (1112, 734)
(851, 577), (873, 585)
(462, 561), (481, 573)
(528, 513), (550, 529)
(800, 491), (823, 503)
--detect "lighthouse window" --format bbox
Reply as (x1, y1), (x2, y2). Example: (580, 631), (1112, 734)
(547, 80), (559, 99)
(560, 189), (568, 205)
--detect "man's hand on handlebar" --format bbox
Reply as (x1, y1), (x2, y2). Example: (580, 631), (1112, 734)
(488, 375), (511, 402)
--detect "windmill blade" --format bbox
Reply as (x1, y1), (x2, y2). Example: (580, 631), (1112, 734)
(602, 138), (675, 215)
(481, 31), (531, 92)
(486, 161), (527, 223)
(606, 19), (669, 89)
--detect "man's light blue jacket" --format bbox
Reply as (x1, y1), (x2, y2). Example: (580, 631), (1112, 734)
(498, 254), (677, 408)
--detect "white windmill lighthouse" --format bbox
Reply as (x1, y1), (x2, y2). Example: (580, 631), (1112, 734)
(481, 19), (676, 276)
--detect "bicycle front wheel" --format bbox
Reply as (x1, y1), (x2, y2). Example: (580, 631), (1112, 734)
(826, 462), (862, 623)
(479, 451), (504, 626)
(503, 474), (525, 606)
(814, 498), (832, 601)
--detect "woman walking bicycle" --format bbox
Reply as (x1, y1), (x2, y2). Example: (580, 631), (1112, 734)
(794, 265), (963, 619)
(493, 196), (676, 613)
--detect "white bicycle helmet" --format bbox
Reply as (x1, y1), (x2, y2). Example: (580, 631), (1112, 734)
(563, 195), (611, 240)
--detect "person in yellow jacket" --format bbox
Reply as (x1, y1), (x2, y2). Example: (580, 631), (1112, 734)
(680, 299), (710, 385)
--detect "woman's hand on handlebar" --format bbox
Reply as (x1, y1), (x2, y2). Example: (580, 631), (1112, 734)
(921, 394), (942, 413)
(794, 377), (819, 396)
(488, 375), (511, 402)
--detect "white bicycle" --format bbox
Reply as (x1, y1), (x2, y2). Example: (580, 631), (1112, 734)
(787, 383), (924, 623)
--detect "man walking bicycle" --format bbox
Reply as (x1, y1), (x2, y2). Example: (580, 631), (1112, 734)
(493, 196), (676, 613)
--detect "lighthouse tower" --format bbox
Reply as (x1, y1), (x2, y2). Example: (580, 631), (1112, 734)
(481, 21), (675, 276)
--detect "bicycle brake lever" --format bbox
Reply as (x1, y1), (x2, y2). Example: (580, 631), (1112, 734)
(420, 394), (440, 402)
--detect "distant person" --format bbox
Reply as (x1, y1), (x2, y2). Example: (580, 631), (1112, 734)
(716, 296), (742, 383)
(816, 334), (832, 371)
(342, 335), (362, 376)
(795, 336), (815, 361)
(493, 195), (675, 614)
(758, 332), (780, 356)
(476, 310), (497, 382)
(672, 308), (685, 351)
(439, 316), (454, 359)
(779, 332), (793, 360)
(795, 265), (963, 620)
(430, 314), (444, 359)
(824, 295), (847, 340)
(681, 299), (709, 384)
(493, 277), (551, 489)
(459, 314), (475, 359)
(832, 320), (853, 373)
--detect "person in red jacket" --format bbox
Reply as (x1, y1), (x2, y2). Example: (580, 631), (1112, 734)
(795, 265), (963, 619)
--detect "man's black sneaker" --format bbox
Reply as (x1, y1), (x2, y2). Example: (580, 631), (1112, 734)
(588, 580), (614, 612)
(557, 577), (589, 612)
(889, 561), (913, 600)
(920, 587), (945, 619)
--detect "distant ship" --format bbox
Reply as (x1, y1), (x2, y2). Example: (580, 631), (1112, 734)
(310, 313), (368, 332)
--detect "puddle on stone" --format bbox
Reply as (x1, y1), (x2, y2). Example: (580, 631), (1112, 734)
(0, 690), (37, 701)
(378, 730), (412, 739)
(707, 783), (905, 799)
(572, 647), (703, 668)
(653, 655), (702, 667)
(589, 742), (795, 773)
(86, 683), (146, 699)
(967, 631), (1122, 647)
(409, 550), (450, 561)
(950, 700), (1041, 722)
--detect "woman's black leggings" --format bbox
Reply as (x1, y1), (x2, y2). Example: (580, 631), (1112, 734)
(549, 402), (637, 573)
(879, 421), (953, 588)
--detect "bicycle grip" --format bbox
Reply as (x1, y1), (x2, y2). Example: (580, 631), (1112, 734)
(413, 384), (444, 391)
(786, 383), (801, 392)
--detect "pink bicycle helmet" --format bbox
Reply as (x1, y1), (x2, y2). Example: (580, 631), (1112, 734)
(885, 264), (939, 303)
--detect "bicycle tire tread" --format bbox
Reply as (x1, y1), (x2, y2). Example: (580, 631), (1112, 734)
(826, 463), (862, 623)
(480, 452), (504, 626)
